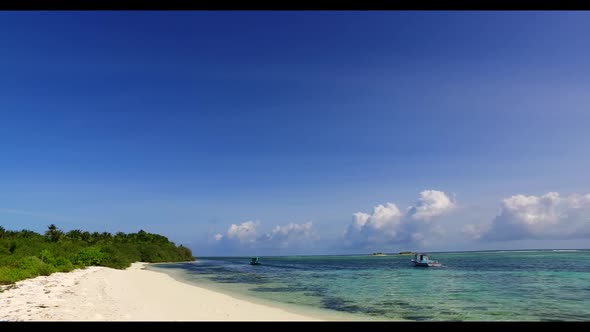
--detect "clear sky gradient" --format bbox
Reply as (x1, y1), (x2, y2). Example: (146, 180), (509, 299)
(1, 11), (589, 255)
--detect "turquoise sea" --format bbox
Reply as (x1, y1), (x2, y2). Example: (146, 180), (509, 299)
(148, 250), (590, 321)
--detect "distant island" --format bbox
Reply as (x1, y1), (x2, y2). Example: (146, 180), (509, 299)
(0, 224), (195, 285)
(372, 251), (415, 256)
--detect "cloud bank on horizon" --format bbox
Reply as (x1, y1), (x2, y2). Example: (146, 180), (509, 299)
(343, 190), (456, 250)
(464, 192), (590, 241)
(209, 190), (590, 253)
(213, 220), (319, 252)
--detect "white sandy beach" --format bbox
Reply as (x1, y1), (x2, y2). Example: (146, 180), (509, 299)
(0, 262), (323, 321)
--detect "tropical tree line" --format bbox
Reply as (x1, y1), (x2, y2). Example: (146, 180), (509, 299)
(0, 224), (195, 285)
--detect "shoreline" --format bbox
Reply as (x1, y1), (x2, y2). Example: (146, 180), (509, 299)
(146, 262), (377, 321)
(0, 262), (325, 321)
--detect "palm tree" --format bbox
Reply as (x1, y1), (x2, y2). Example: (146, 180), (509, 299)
(45, 224), (63, 242)
(66, 229), (83, 240)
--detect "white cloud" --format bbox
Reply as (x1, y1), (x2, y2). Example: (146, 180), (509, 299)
(264, 222), (319, 249)
(343, 190), (455, 249)
(408, 190), (456, 221)
(226, 220), (259, 244)
(344, 203), (404, 248)
(464, 192), (590, 241)
(369, 203), (403, 230)
(351, 212), (370, 230)
(213, 220), (319, 250)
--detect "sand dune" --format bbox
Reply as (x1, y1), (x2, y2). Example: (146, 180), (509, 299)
(0, 262), (322, 321)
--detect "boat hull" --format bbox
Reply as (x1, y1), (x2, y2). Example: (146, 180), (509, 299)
(413, 262), (441, 267)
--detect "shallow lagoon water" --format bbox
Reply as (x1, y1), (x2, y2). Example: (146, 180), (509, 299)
(149, 250), (590, 321)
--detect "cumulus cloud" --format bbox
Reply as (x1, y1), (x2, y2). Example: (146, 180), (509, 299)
(464, 192), (590, 241)
(408, 190), (456, 221)
(343, 190), (455, 249)
(344, 203), (404, 248)
(213, 220), (319, 250)
(260, 222), (319, 248)
(226, 220), (259, 244)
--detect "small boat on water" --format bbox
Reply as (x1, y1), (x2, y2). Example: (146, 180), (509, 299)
(249, 257), (261, 265)
(411, 253), (441, 267)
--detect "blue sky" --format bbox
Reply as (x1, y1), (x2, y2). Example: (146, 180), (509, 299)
(1, 11), (589, 256)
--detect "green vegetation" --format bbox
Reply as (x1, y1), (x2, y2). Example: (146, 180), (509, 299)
(0, 224), (195, 285)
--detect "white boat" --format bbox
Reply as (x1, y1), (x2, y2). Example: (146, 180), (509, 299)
(411, 253), (442, 267)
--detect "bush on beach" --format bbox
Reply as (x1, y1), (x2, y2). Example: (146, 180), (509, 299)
(0, 225), (195, 285)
